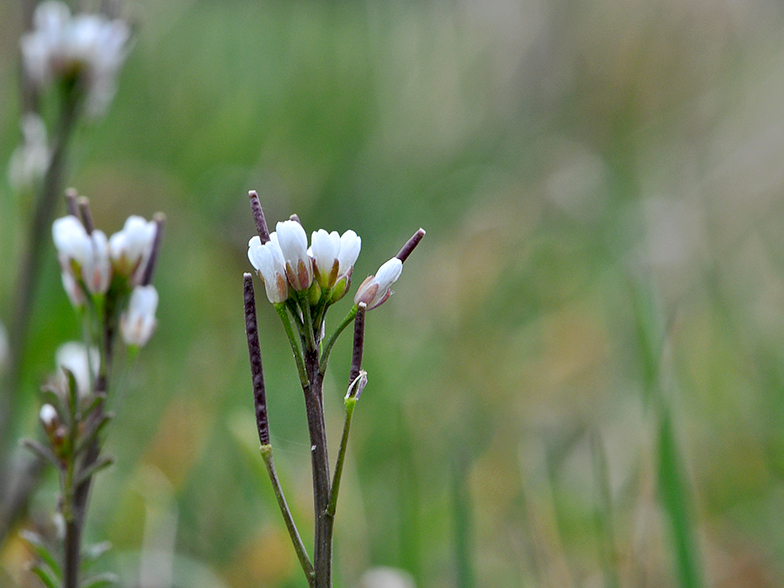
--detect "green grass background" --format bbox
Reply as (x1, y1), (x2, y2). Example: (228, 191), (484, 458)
(2, 0), (784, 586)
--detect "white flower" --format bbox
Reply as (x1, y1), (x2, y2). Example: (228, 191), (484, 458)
(310, 229), (341, 288)
(276, 220), (313, 291)
(0, 323), (8, 374)
(354, 257), (403, 310)
(56, 341), (99, 397)
(120, 285), (159, 347)
(82, 229), (111, 294)
(20, 1), (131, 117)
(248, 236), (289, 303)
(310, 229), (362, 290)
(52, 215), (111, 296)
(53, 215), (91, 267)
(8, 114), (51, 191)
(337, 230), (361, 277)
(39, 404), (58, 429)
(109, 215), (156, 286)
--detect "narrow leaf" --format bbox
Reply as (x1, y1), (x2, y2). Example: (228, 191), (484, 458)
(21, 531), (62, 579)
(76, 455), (115, 486)
(21, 439), (60, 468)
(29, 564), (60, 588)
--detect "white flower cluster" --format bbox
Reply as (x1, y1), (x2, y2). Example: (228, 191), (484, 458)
(52, 214), (159, 347)
(20, 1), (131, 117)
(248, 220), (404, 309)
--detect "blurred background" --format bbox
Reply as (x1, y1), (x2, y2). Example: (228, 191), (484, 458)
(2, 0), (784, 586)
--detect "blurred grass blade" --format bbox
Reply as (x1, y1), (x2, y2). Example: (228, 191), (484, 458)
(590, 430), (619, 588)
(453, 453), (475, 588)
(658, 408), (703, 588)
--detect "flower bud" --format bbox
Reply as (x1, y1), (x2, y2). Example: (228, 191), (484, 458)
(109, 215), (156, 286)
(354, 258), (403, 310)
(39, 404), (59, 435)
(56, 342), (99, 397)
(248, 235), (289, 303)
(120, 285), (159, 347)
(276, 220), (313, 291)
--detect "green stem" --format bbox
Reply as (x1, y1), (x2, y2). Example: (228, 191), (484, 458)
(327, 398), (355, 519)
(319, 305), (358, 376)
(274, 303), (308, 390)
(298, 293), (318, 352)
(260, 445), (315, 587)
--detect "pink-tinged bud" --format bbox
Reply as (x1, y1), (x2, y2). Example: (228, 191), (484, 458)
(354, 257), (403, 310)
(276, 220), (313, 291)
(120, 285), (159, 347)
(248, 236), (289, 303)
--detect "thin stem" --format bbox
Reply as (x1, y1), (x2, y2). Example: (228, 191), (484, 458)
(298, 292), (318, 352)
(327, 398), (355, 519)
(260, 445), (315, 586)
(1, 88), (80, 462)
(302, 355), (332, 588)
(274, 303), (308, 390)
(63, 519), (81, 588)
(319, 305), (358, 376)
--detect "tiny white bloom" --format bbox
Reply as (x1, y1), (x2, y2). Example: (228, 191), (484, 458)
(53, 215), (91, 268)
(337, 230), (361, 277)
(0, 323), (8, 373)
(56, 341), (99, 397)
(248, 236), (288, 303)
(39, 404), (58, 428)
(109, 215), (156, 286)
(310, 229), (341, 288)
(120, 285), (159, 347)
(82, 229), (111, 294)
(354, 258), (403, 310)
(8, 114), (51, 191)
(276, 220), (313, 291)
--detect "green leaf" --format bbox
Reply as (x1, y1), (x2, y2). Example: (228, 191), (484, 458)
(29, 563), (60, 588)
(658, 409), (703, 588)
(21, 530), (62, 580)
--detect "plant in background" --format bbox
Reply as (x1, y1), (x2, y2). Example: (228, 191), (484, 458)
(21, 192), (164, 588)
(243, 191), (425, 588)
(1, 0), (133, 544)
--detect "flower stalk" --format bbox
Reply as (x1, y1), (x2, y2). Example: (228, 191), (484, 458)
(244, 194), (425, 587)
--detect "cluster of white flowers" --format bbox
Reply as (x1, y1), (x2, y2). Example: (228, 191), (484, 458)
(248, 220), (404, 309)
(249, 220), (380, 306)
(52, 214), (159, 347)
(7, 114), (51, 191)
(20, 1), (131, 117)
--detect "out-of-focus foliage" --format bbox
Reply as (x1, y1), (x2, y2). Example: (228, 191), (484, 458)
(2, 0), (784, 586)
